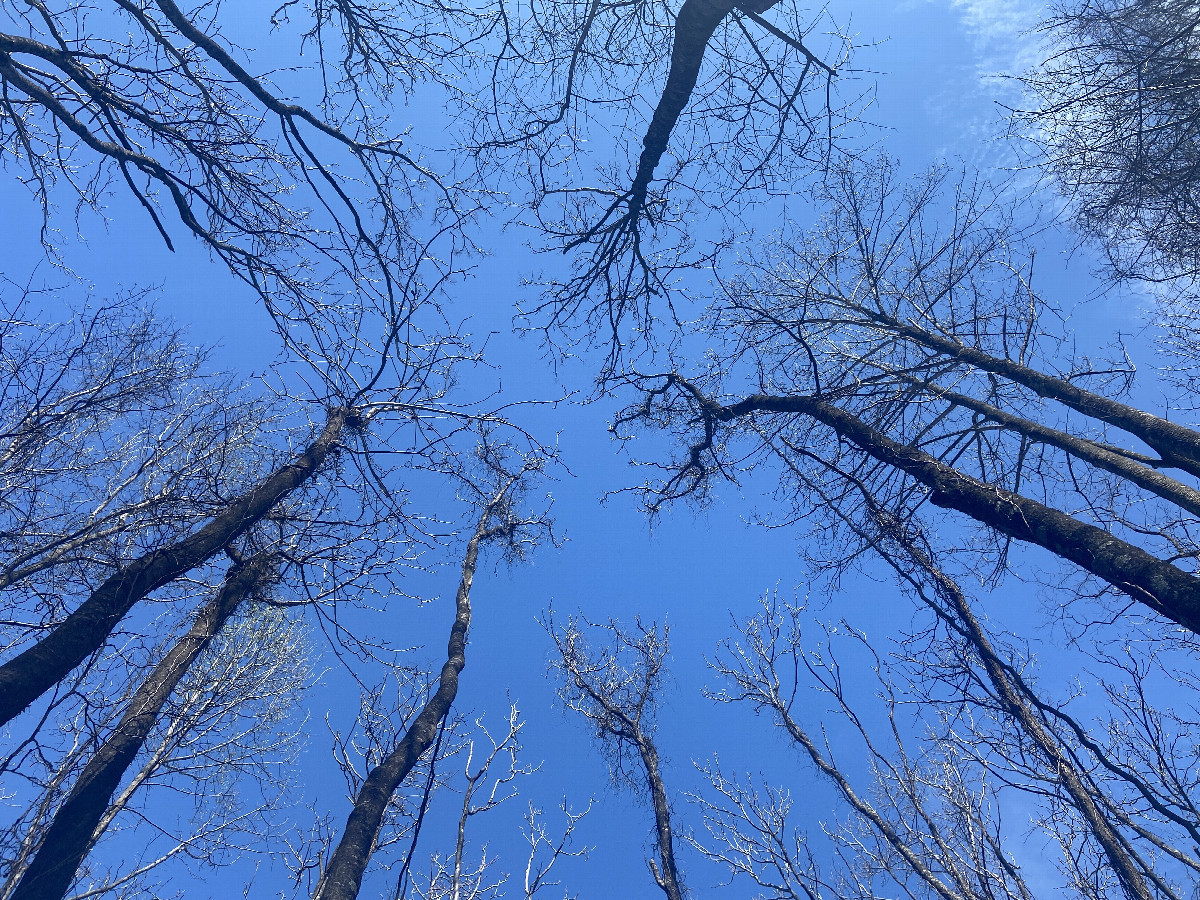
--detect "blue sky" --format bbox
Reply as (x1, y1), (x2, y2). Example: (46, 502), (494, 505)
(0, 1), (1160, 897)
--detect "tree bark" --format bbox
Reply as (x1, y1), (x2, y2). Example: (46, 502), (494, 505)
(312, 498), (506, 900)
(877, 314), (1200, 478)
(638, 738), (685, 900)
(629, 0), (748, 216)
(0, 407), (347, 727)
(902, 377), (1200, 519)
(7, 552), (275, 900)
(707, 391), (1200, 632)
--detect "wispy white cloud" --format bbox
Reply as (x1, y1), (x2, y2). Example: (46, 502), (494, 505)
(907, 0), (1049, 166)
(951, 0), (1040, 38)
(948, 0), (1046, 79)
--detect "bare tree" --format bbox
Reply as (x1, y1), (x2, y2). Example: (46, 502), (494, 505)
(686, 762), (836, 900)
(1, 588), (313, 900)
(699, 500), (1200, 900)
(0, 3), (879, 898)
(313, 451), (551, 900)
(25, 3), (1200, 899)
(374, 705), (592, 900)
(0, 285), (548, 898)
(405, 707), (590, 900)
(0, 0), (855, 381)
(553, 577), (1187, 900)
(611, 156), (1200, 636)
(518, 799), (592, 900)
(407, 708), (529, 900)
(0, 394), (346, 727)
(0, 295), (288, 724)
(0, 293), (270, 605)
(0, 266), (535, 711)
(573, 153), (1200, 896)
(1014, 0), (1200, 283)
(0, 0), (559, 878)
(7, 549), (277, 900)
(547, 615), (685, 900)
(471, 0), (851, 366)
(0, 0), (485, 384)
(707, 592), (1040, 900)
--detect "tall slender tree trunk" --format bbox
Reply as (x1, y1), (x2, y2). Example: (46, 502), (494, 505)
(639, 738), (685, 900)
(888, 537), (1155, 900)
(9, 551), (274, 900)
(312, 488), (514, 900)
(0, 408), (346, 726)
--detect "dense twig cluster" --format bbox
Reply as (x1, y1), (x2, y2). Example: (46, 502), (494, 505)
(1016, 0), (1200, 282)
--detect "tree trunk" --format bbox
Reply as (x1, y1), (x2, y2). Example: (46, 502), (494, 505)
(312, 498), (506, 900)
(711, 391), (1200, 632)
(0, 407), (346, 727)
(879, 315), (1200, 478)
(9, 552), (274, 900)
(630, 0), (745, 215)
(900, 376), (1200, 518)
(889, 538), (1155, 900)
(639, 738), (685, 900)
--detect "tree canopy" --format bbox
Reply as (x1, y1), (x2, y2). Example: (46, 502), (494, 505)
(4, 1), (1200, 899)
